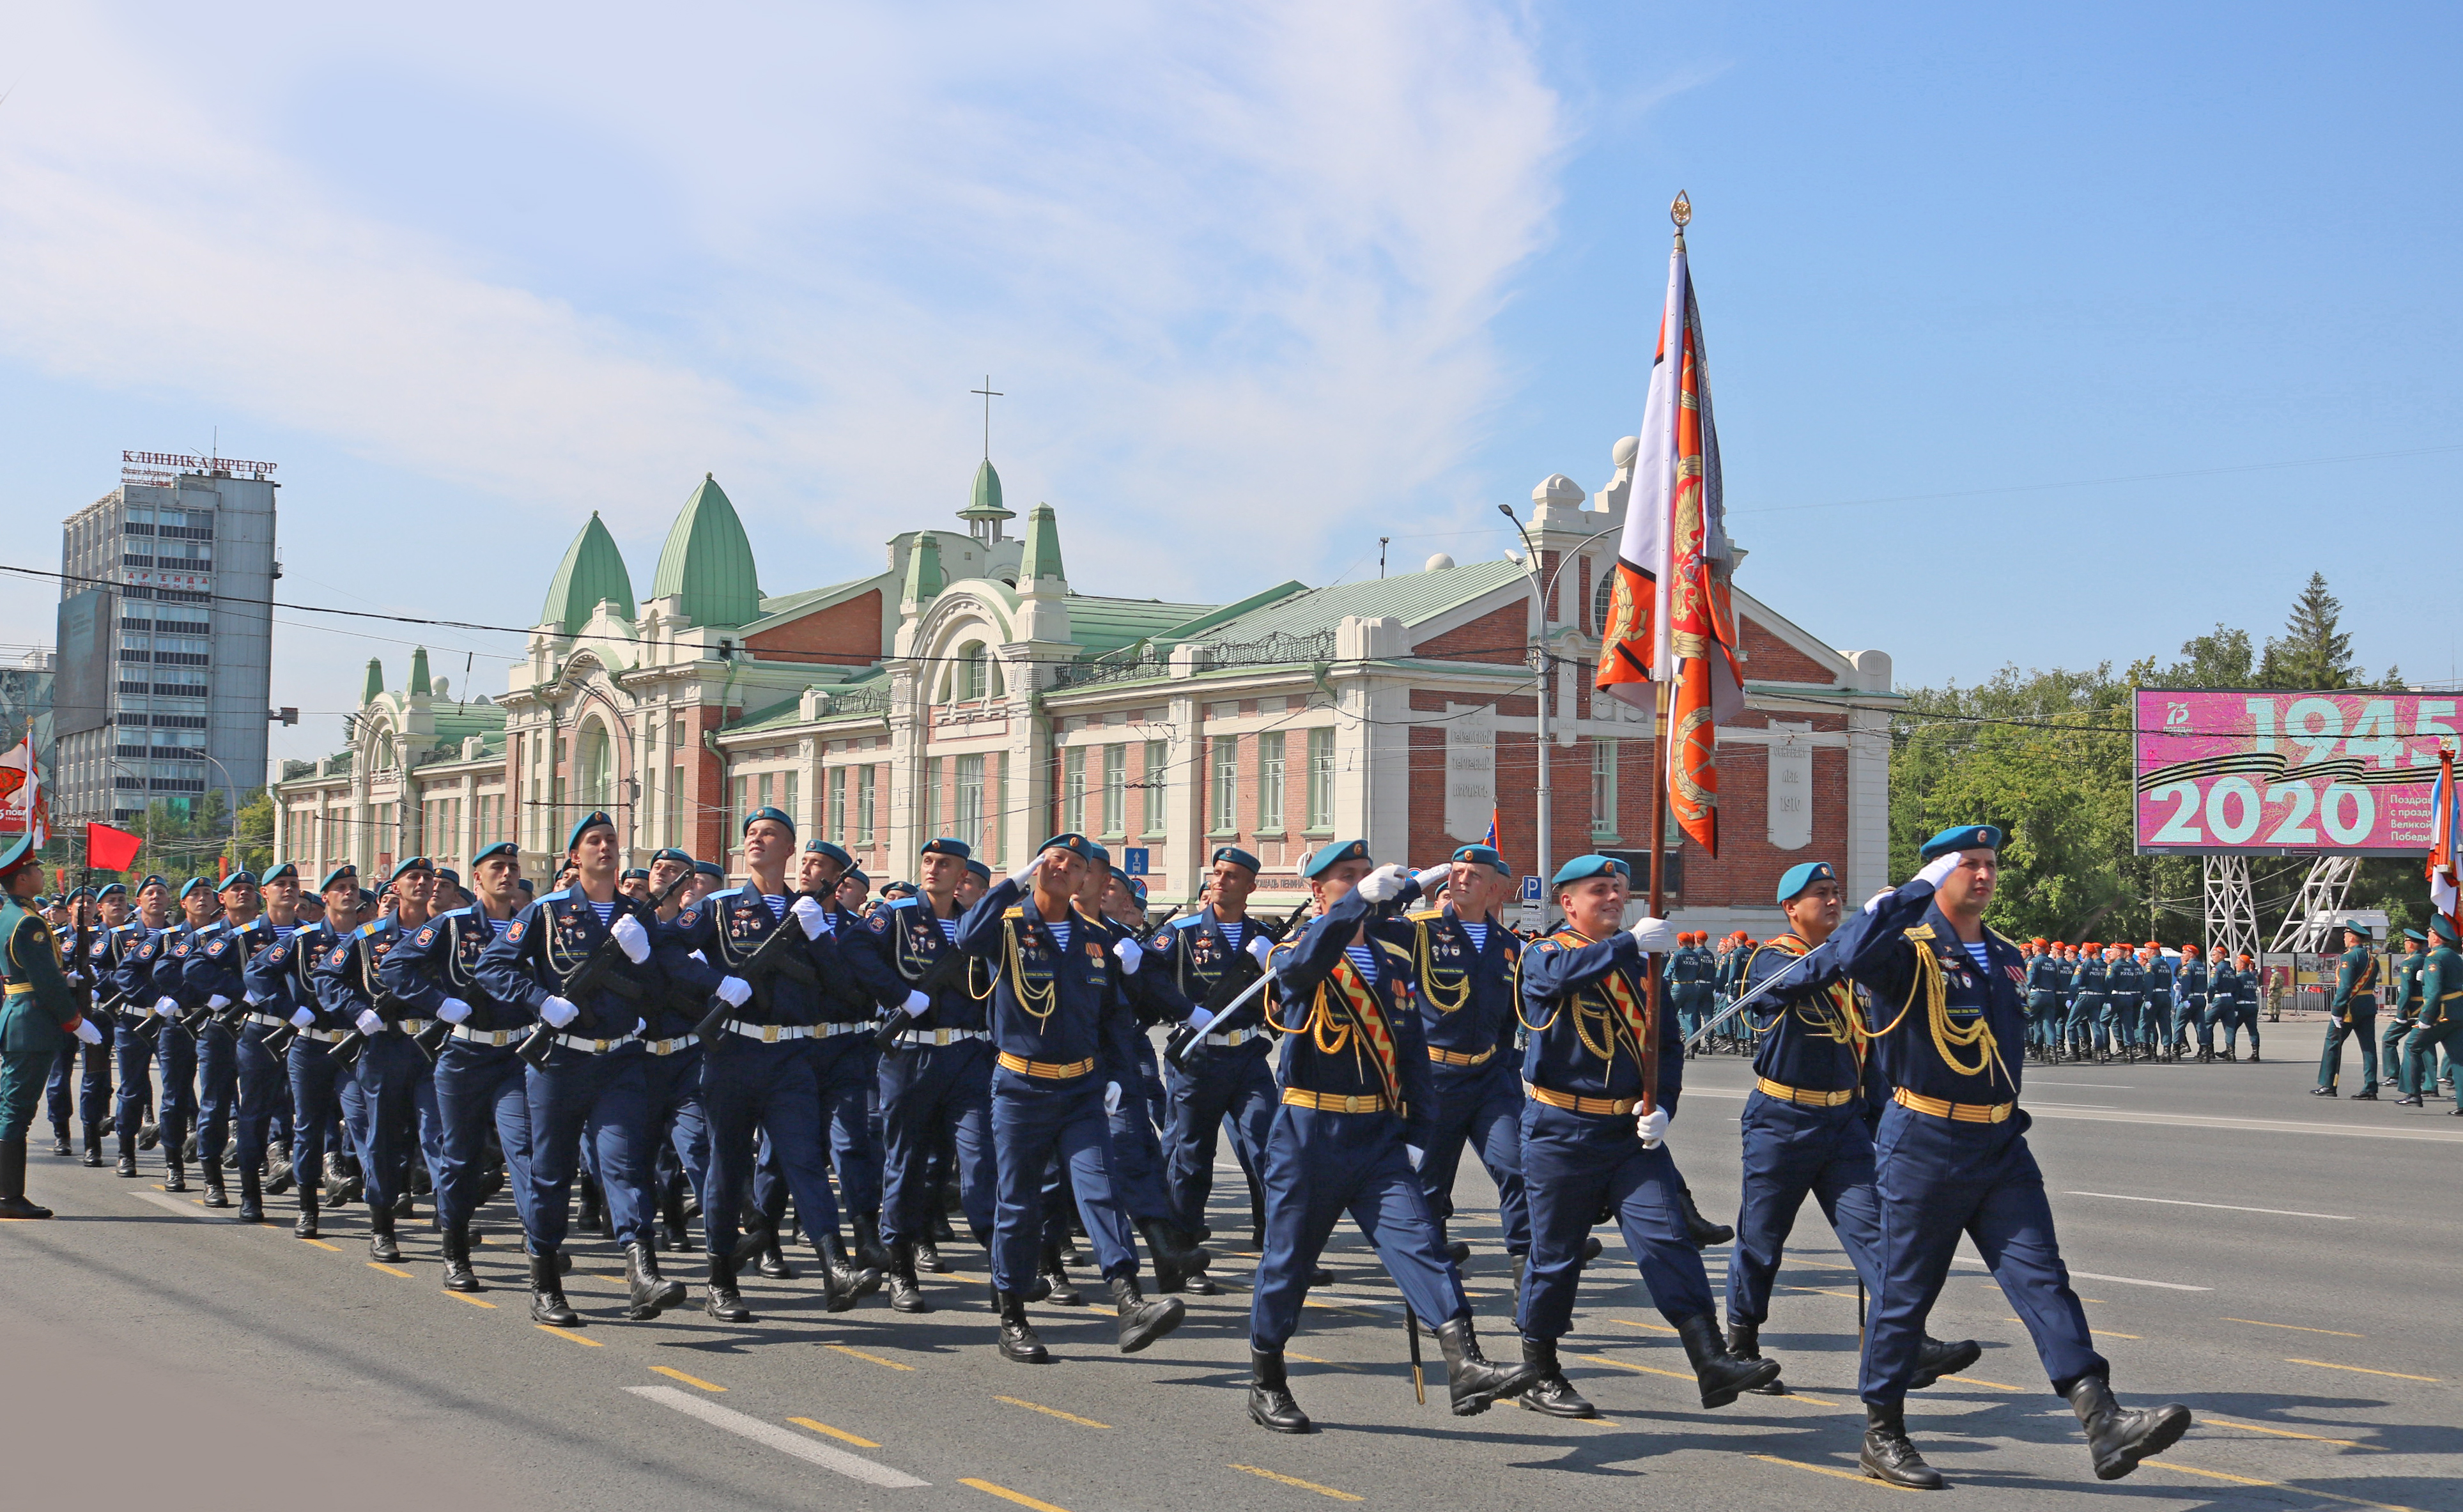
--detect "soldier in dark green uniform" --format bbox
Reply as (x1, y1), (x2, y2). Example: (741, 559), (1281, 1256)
(2380, 930), (2427, 1090)
(2394, 916), (2463, 1112)
(3, 836), (107, 1219)
(2312, 924), (2379, 1099)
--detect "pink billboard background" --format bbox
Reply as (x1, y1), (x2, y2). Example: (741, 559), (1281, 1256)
(2133, 689), (2456, 854)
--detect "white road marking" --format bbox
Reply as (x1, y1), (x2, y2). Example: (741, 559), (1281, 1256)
(130, 1190), (214, 1221)
(1949, 1254), (2208, 1292)
(623, 1387), (928, 1488)
(2025, 1081), (2135, 1090)
(2065, 1191), (2356, 1221)
(1681, 1084), (2463, 1142)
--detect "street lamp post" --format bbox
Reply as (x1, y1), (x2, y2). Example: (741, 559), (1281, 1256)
(1498, 505), (1620, 931)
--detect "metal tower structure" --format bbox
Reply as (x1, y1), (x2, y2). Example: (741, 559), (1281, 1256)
(2203, 855), (2262, 961)
(2269, 855), (2361, 952)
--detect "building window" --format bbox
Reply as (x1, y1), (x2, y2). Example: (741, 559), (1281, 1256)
(1142, 739), (1168, 836)
(733, 774), (750, 837)
(1100, 744), (1126, 837)
(857, 766), (877, 845)
(1306, 727), (1334, 831)
(1592, 738), (1618, 839)
(783, 769), (798, 833)
(667, 764), (684, 847)
(923, 756), (943, 838)
(1209, 736), (1239, 834)
(957, 754), (985, 852)
(1063, 746), (1087, 835)
(1258, 732), (1285, 833)
(989, 752), (1007, 865)
(828, 767), (847, 845)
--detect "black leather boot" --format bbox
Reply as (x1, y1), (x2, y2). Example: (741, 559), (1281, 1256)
(1435, 1315), (1540, 1416)
(162, 1151), (187, 1193)
(265, 1145), (294, 1194)
(704, 1254), (753, 1322)
(1516, 1335), (1597, 1417)
(852, 1211), (894, 1274)
(2352, 1084), (2379, 1102)
(886, 1239), (930, 1313)
(236, 1163), (265, 1224)
(660, 1177), (689, 1252)
(138, 1119), (158, 1151)
(1860, 1401), (1944, 1488)
(913, 1236), (949, 1273)
(624, 1240), (685, 1318)
(529, 1252), (580, 1326)
(49, 1125), (70, 1158)
(1110, 1273), (1185, 1354)
(1909, 1335), (1982, 1391)
(575, 1174), (603, 1233)
(442, 1224), (479, 1292)
(82, 1121), (105, 1168)
(1137, 1217), (1192, 1293)
(1247, 1348), (1311, 1432)
(294, 1184), (320, 1238)
(368, 1205), (402, 1263)
(1035, 1240), (1081, 1305)
(994, 1282), (1049, 1363)
(1677, 1184), (1733, 1247)
(757, 1234), (798, 1279)
(2067, 1374), (2190, 1481)
(115, 1129), (137, 1178)
(0, 1141), (52, 1220)
(201, 1156), (228, 1208)
(1674, 1313), (1779, 1407)
(1727, 1320), (1787, 1394)
(818, 1231), (882, 1311)
(732, 1198), (773, 1265)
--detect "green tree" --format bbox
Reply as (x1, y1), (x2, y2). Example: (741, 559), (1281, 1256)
(2258, 572), (2358, 690)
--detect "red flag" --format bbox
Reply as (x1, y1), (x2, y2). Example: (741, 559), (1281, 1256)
(86, 822), (143, 872)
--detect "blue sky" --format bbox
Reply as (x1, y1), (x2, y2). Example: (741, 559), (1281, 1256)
(3, 3), (2456, 774)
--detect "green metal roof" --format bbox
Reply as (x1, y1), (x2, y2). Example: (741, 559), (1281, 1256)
(1065, 594), (1223, 661)
(1019, 502), (1063, 583)
(960, 459), (1014, 521)
(725, 670), (890, 735)
(904, 533), (945, 602)
(542, 513), (637, 628)
(362, 658), (384, 704)
(1198, 559), (1524, 642)
(408, 647), (431, 695)
(652, 475), (764, 628)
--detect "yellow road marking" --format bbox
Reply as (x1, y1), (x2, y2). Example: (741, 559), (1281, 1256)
(1750, 1453), (1915, 1491)
(962, 1477), (1072, 1512)
(995, 1395), (1111, 1429)
(536, 1324), (601, 1347)
(446, 1292), (496, 1308)
(2007, 1318), (2138, 1339)
(789, 1416), (879, 1447)
(1612, 1318), (1679, 1334)
(1939, 1374), (2027, 1391)
(2203, 1417), (2382, 1450)
(1227, 1465), (1363, 1501)
(1281, 1350), (1359, 1372)
(1786, 1284), (1868, 1300)
(367, 1262), (412, 1278)
(650, 1366), (725, 1392)
(2152, 1462), (2421, 1511)
(2228, 1317), (2363, 1338)
(1577, 1354), (1694, 1382)
(298, 1238), (341, 1252)
(2287, 1357), (2439, 1382)
(827, 1344), (914, 1371)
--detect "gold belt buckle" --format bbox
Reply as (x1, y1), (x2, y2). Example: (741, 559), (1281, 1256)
(761, 1024), (780, 1044)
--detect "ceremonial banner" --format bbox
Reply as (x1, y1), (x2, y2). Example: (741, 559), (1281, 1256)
(2430, 750), (2459, 927)
(85, 822), (143, 874)
(2133, 689), (2457, 856)
(0, 737), (43, 845)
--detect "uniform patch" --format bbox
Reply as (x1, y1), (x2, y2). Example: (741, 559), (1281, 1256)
(506, 920), (526, 944)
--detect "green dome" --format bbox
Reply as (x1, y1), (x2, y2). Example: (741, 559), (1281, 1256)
(542, 513), (637, 628)
(960, 458), (1014, 522)
(652, 474), (763, 628)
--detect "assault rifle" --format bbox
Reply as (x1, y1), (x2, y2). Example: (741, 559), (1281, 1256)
(689, 891), (824, 1045)
(1159, 898), (1309, 1067)
(872, 920), (980, 1052)
(516, 874), (692, 1068)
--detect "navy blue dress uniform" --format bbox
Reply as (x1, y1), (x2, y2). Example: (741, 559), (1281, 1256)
(55, 891), (117, 1164)
(1398, 845), (1531, 1268)
(2315, 926), (2379, 1097)
(1152, 848), (1281, 1255)
(474, 814), (678, 1326)
(103, 882), (173, 1178)
(171, 872), (266, 1207)
(1842, 826), (2188, 1490)
(1511, 854), (1770, 1421)
(40, 890), (102, 1159)
(2396, 916), (2463, 1109)
(2064, 945), (2104, 1060)
(247, 872), (352, 1237)
(311, 861), (448, 1262)
(378, 848), (535, 1292)
(2179, 948), (2215, 1059)
(142, 880), (218, 1192)
(183, 891), (277, 1215)
(2104, 948), (2142, 1060)
(658, 821), (883, 1321)
(852, 837), (999, 1311)
(952, 833), (1184, 1365)
(2139, 947), (2173, 1058)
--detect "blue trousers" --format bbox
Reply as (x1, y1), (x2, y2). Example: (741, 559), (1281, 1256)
(286, 1038), (360, 1192)
(1517, 1101), (1713, 1338)
(1072, 1036), (1171, 1224)
(990, 1068), (1136, 1293)
(640, 1042), (710, 1211)
(1861, 1104), (2104, 1404)
(524, 1044), (650, 1254)
(2023, 992), (2058, 1051)
(1726, 1092), (1884, 1327)
(1418, 1058), (1531, 1256)
(194, 1023), (237, 1163)
(431, 1038), (534, 1232)
(879, 1040), (994, 1247)
(45, 1032), (111, 1134)
(151, 1026), (198, 1153)
(705, 1036), (838, 1260)
(809, 1033), (883, 1218)
(113, 1022), (155, 1138)
(1249, 1104), (1464, 1350)
(353, 1034), (443, 1212)
(2317, 1012), (2374, 1090)
(1161, 1044), (1276, 1238)
(232, 1026), (292, 1168)
(2223, 1001), (2260, 1054)
(2064, 996), (2101, 1051)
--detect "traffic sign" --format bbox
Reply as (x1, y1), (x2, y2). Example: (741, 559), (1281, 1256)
(1520, 874), (1541, 902)
(1122, 847), (1150, 876)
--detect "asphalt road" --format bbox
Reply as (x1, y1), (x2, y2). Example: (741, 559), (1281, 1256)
(4, 1017), (2455, 1512)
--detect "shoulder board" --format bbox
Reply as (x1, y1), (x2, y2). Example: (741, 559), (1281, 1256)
(1168, 913), (1200, 930)
(355, 920), (383, 938)
(884, 896), (919, 911)
(1003, 906), (1025, 919)
(1373, 937), (1411, 962)
(1404, 907), (1442, 923)
(1984, 927), (2019, 950)
(1546, 929), (1586, 946)
(1903, 923), (1936, 943)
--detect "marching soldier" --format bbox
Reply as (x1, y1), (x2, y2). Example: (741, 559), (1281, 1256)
(180, 870), (272, 1208)
(2176, 945), (2209, 1062)
(42, 886), (97, 1157)
(1842, 826), (2188, 1489)
(2228, 952), (2262, 1061)
(1512, 855), (1770, 1420)
(313, 858), (449, 1260)
(2023, 939), (2062, 1062)
(2313, 923), (2378, 1097)
(2065, 942), (2104, 1062)
(105, 874), (173, 1178)
(2395, 915), (2462, 1111)
(1, 837), (104, 1219)
(2105, 945), (2142, 1063)
(2139, 943), (2172, 1061)
(141, 878), (221, 1189)
(70, 883), (128, 1166)
(253, 868), (360, 1237)
(2380, 929), (2427, 1089)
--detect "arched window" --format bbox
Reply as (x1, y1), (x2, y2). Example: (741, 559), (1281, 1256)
(580, 723), (613, 810)
(1593, 573), (1616, 638)
(374, 731), (396, 771)
(963, 644), (991, 700)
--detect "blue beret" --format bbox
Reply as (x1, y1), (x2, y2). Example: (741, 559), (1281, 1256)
(619, 868), (649, 882)
(921, 837), (972, 861)
(846, 868), (870, 888)
(693, 861), (725, 880)
(805, 839), (854, 871)
(2434, 915), (2459, 943)
(1085, 841), (1111, 867)
(217, 869), (257, 893)
(1210, 846), (1262, 874)
(318, 867), (357, 893)
(386, 856), (434, 885)
(651, 847), (695, 868)
(1450, 844), (1509, 876)
(66, 885), (93, 901)
(355, 888), (376, 909)
(1036, 833), (1100, 863)
(1919, 824), (2004, 861)
(1301, 839), (1372, 879)
(137, 874), (169, 893)
(742, 806), (794, 837)
(259, 862), (298, 885)
(1551, 854), (1629, 887)
(434, 869), (461, 889)
(95, 882), (127, 900)
(470, 842), (519, 867)
(963, 859), (991, 881)
(178, 877), (212, 900)
(565, 810), (617, 852)
(1775, 861), (1837, 904)
(516, 878), (536, 894)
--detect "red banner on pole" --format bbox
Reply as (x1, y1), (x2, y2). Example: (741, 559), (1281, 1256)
(86, 822), (143, 873)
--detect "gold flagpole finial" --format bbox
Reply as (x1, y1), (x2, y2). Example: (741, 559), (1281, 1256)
(1670, 190), (1692, 228)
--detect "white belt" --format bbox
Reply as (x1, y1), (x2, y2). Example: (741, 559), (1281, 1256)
(644, 1034), (701, 1056)
(450, 1026), (524, 1047)
(396, 1019), (434, 1035)
(295, 1026), (349, 1043)
(724, 1019), (812, 1044)
(1203, 1027), (1260, 1047)
(895, 1026), (991, 1047)
(816, 1021), (873, 1038)
(554, 1031), (639, 1054)
(246, 1013), (290, 1030)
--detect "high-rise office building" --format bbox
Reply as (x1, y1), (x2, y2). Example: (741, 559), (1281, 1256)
(54, 454), (279, 826)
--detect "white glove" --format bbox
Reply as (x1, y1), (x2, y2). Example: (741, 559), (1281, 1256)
(1634, 1106), (1671, 1146)
(355, 1009), (385, 1036)
(289, 1007), (316, 1029)
(1357, 863), (1412, 903)
(153, 996), (179, 1019)
(74, 1019), (104, 1045)
(540, 995), (580, 1028)
(1008, 853), (1044, 888)
(902, 991), (930, 1018)
(609, 913), (651, 964)
(1113, 937), (1145, 973)
(1863, 887), (1895, 915)
(1104, 1081), (1123, 1116)
(207, 994), (231, 1010)
(1246, 935), (1275, 966)
(1185, 1007), (1216, 1033)
(1405, 1144), (1425, 1171)
(1627, 916), (1676, 952)
(243, 990), (263, 1006)
(791, 896), (828, 939)
(1413, 864), (1453, 896)
(715, 976), (753, 1008)
(437, 998), (472, 1025)
(1915, 852), (1963, 889)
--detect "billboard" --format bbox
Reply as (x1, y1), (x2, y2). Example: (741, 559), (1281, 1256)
(2135, 689), (2453, 856)
(54, 586), (112, 737)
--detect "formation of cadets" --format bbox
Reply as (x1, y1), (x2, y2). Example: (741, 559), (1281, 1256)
(0, 816), (2223, 1489)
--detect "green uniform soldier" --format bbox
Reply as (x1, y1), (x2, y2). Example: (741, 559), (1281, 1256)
(2379, 930), (2427, 1088)
(2, 836), (105, 1219)
(2312, 924), (2379, 1099)
(2395, 916), (2463, 1112)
